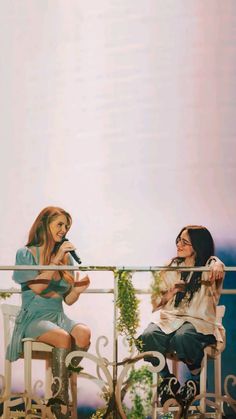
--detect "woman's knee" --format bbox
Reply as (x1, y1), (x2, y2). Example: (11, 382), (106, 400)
(138, 330), (153, 349)
(170, 332), (202, 363)
(170, 331), (191, 352)
(37, 329), (72, 349)
(71, 324), (91, 348)
(139, 330), (168, 354)
(138, 328), (168, 366)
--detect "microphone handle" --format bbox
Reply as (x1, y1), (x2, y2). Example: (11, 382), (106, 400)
(69, 250), (82, 265)
(62, 238), (82, 265)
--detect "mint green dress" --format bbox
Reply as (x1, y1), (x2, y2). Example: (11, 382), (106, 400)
(6, 247), (78, 362)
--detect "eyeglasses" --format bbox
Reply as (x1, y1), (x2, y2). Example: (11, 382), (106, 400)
(176, 237), (192, 247)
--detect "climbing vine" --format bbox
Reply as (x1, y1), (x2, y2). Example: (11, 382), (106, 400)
(124, 365), (153, 418)
(150, 270), (162, 301)
(0, 292), (11, 300)
(93, 270), (163, 418)
(92, 366), (154, 419)
(115, 270), (141, 350)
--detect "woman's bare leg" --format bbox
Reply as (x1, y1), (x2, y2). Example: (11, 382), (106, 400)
(36, 328), (72, 349)
(70, 324), (91, 348)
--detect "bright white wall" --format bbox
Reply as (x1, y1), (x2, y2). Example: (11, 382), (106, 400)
(0, 0), (236, 408)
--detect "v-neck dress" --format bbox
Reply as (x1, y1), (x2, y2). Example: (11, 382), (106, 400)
(6, 247), (78, 362)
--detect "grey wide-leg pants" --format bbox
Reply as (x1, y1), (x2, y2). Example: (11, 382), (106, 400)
(138, 322), (216, 369)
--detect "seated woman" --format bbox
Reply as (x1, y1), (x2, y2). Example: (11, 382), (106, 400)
(138, 225), (225, 408)
(7, 206), (91, 419)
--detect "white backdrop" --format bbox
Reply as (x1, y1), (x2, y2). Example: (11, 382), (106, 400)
(0, 0), (236, 409)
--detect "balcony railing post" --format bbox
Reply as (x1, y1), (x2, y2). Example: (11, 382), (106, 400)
(113, 270), (118, 417)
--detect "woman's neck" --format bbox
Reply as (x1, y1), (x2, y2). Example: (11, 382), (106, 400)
(184, 255), (195, 266)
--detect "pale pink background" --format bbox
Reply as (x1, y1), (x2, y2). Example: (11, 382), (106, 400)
(0, 0), (236, 408)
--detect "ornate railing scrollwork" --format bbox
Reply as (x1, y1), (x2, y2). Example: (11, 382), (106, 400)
(223, 374), (236, 415)
(115, 350), (165, 418)
(1, 265), (236, 417)
(65, 341), (166, 419)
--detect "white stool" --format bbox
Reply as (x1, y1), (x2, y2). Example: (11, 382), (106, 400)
(154, 305), (225, 419)
(1, 303), (78, 418)
(199, 305), (225, 418)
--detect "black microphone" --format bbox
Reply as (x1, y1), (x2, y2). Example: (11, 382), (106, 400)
(61, 237), (82, 265)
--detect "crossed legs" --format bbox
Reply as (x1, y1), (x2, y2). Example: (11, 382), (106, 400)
(36, 324), (91, 418)
(138, 322), (216, 406)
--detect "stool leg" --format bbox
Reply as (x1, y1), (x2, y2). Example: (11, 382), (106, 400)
(171, 359), (179, 378)
(24, 341), (33, 415)
(3, 359), (11, 419)
(200, 351), (207, 414)
(69, 372), (78, 419)
(214, 354), (222, 419)
(151, 373), (157, 419)
(45, 356), (53, 400)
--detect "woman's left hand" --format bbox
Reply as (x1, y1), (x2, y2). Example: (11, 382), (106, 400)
(74, 273), (90, 294)
(209, 261), (225, 282)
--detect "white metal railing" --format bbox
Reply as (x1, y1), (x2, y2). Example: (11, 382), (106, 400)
(0, 264), (236, 418)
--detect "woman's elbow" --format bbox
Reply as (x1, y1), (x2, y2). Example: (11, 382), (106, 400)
(64, 296), (74, 305)
(65, 300), (73, 306)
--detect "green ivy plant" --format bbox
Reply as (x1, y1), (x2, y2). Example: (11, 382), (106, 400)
(124, 365), (153, 418)
(150, 270), (162, 301)
(115, 270), (141, 350)
(92, 366), (154, 419)
(0, 292), (11, 300)
(91, 394), (113, 419)
(93, 270), (163, 418)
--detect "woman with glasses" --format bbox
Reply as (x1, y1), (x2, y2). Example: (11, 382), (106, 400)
(138, 225), (225, 409)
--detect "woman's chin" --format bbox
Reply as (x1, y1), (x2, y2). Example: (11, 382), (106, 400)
(53, 237), (62, 243)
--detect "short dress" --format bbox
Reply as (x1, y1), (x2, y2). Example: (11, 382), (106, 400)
(6, 247), (78, 362)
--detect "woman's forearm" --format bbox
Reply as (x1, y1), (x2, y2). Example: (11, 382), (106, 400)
(64, 288), (80, 305)
(28, 266), (59, 294)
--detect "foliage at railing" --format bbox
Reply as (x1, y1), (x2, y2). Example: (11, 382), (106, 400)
(115, 269), (162, 351)
(124, 365), (153, 418)
(150, 270), (162, 301)
(92, 365), (154, 419)
(91, 391), (112, 419)
(0, 292), (11, 300)
(115, 270), (141, 350)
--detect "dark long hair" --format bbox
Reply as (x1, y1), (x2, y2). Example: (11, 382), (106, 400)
(26, 206), (74, 284)
(173, 225), (215, 306)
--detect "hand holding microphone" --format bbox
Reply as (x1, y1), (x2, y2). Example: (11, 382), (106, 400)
(54, 237), (82, 265)
(61, 238), (82, 264)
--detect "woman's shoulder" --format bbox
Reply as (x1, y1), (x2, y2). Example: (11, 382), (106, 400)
(15, 247), (36, 264)
(13, 247), (38, 284)
(164, 257), (183, 267)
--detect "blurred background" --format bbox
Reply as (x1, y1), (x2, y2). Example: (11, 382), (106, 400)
(0, 1), (236, 416)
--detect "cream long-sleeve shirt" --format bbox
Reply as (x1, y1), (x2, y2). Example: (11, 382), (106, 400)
(151, 258), (225, 352)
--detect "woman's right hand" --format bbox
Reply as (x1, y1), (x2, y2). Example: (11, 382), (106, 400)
(53, 241), (76, 264)
(74, 273), (90, 294)
(162, 282), (185, 304)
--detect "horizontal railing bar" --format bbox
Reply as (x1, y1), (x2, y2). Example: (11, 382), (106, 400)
(1, 288), (236, 295)
(0, 265), (236, 272)
(134, 289), (236, 295)
(74, 288), (114, 293)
